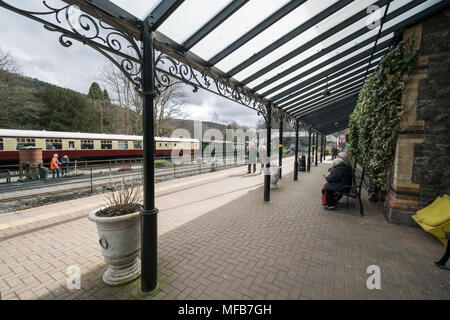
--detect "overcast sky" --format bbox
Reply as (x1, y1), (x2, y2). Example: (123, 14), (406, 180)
(0, 2), (260, 128)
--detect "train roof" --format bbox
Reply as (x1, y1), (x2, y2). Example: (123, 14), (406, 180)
(0, 129), (199, 143)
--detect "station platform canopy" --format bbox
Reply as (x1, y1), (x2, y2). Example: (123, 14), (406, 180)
(63, 0), (448, 135)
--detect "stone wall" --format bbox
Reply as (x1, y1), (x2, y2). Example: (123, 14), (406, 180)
(384, 10), (450, 225)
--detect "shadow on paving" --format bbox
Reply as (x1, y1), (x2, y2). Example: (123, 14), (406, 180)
(38, 162), (450, 300)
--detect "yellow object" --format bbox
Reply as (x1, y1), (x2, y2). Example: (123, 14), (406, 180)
(413, 195), (450, 247)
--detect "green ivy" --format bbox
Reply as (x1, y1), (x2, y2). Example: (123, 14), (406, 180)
(349, 40), (418, 201)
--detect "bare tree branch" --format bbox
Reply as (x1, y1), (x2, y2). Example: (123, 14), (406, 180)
(0, 47), (20, 73)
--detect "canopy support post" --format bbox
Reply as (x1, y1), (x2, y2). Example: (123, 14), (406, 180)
(315, 131), (319, 166)
(307, 126), (311, 172)
(140, 22), (158, 293)
(264, 104), (272, 202)
(278, 114), (283, 179)
(294, 120), (299, 181)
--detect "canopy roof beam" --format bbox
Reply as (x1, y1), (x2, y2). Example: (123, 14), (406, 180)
(146, 0), (186, 31)
(254, 0), (426, 93)
(285, 80), (365, 114)
(278, 63), (377, 109)
(243, 0), (389, 86)
(208, 0), (307, 65)
(226, 0), (354, 77)
(275, 50), (386, 106)
(182, 0), (249, 50)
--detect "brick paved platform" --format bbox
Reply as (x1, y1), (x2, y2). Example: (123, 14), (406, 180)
(0, 157), (449, 300)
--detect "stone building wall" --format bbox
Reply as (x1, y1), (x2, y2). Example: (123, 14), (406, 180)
(384, 10), (450, 225)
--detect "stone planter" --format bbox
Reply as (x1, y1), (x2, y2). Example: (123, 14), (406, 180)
(270, 166), (281, 189)
(88, 207), (141, 286)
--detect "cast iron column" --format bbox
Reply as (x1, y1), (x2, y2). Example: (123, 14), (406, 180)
(307, 126), (311, 171)
(320, 134), (323, 163)
(264, 104), (272, 202)
(315, 131), (318, 166)
(294, 120), (299, 181)
(278, 114), (283, 179)
(140, 22), (158, 293)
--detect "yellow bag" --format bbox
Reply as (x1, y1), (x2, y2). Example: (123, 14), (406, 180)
(412, 195), (450, 247)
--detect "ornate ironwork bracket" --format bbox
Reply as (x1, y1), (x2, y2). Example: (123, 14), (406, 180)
(154, 42), (270, 122)
(0, 0), (143, 88)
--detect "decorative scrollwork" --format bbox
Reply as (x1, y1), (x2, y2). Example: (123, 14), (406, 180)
(154, 47), (271, 121)
(0, 0), (143, 88)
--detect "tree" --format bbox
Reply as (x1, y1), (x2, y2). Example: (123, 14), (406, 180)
(0, 47), (19, 73)
(38, 86), (99, 132)
(154, 82), (187, 137)
(88, 82), (113, 133)
(101, 62), (187, 136)
(101, 63), (136, 135)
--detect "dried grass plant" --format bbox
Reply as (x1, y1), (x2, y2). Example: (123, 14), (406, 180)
(102, 177), (143, 216)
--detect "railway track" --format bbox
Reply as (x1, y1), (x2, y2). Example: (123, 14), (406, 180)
(0, 162), (244, 204)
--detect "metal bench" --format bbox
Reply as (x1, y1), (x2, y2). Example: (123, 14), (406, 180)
(0, 170), (11, 183)
(336, 160), (364, 216)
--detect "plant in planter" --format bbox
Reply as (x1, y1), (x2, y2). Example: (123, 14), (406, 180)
(88, 179), (143, 286)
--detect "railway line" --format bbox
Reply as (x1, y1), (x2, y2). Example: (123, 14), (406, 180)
(0, 161), (245, 207)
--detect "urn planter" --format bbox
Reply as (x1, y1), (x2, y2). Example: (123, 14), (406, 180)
(88, 207), (141, 286)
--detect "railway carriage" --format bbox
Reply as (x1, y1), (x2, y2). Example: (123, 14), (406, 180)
(0, 129), (200, 165)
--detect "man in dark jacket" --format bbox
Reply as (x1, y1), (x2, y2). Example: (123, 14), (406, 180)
(323, 158), (352, 209)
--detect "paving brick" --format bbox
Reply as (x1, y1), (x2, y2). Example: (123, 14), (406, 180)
(1, 157), (449, 300)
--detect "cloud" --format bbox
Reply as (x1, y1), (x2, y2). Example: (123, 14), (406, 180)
(0, 6), (261, 128)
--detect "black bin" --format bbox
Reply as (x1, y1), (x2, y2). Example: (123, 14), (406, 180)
(39, 167), (49, 180)
(298, 156), (306, 171)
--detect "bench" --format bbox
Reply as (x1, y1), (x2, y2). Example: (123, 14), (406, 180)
(336, 159), (365, 216)
(0, 170), (11, 183)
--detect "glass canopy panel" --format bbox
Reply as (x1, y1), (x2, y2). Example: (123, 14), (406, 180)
(157, 0), (234, 45)
(263, 33), (393, 100)
(286, 74), (367, 109)
(383, 0), (443, 31)
(258, 0), (440, 98)
(189, 0), (291, 61)
(109, 0), (163, 19)
(278, 55), (382, 108)
(228, 0), (380, 82)
(246, 10), (384, 91)
(213, 0), (339, 74)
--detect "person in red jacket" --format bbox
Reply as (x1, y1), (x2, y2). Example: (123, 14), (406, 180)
(50, 154), (61, 179)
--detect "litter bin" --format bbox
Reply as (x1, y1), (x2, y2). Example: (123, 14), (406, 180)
(298, 156), (306, 171)
(39, 167), (49, 180)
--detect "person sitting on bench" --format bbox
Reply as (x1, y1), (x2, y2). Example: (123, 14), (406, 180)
(322, 158), (352, 210)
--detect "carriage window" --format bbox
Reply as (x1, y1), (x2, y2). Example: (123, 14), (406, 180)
(159, 143), (162, 147)
(134, 141), (143, 149)
(46, 139), (62, 150)
(16, 138), (35, 150)
(81, 140), (94, 150)
(101, 140), (112, 150)
(118, 141), (128, 150)
(0, 138), (3, 151)
(68, 141), (75, 149)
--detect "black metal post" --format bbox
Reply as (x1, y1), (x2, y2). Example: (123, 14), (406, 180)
(307, 126), (311, 171)
(140, 22), (158, 293)
(278, 114), (283, 179)
(264, 104), (272, 202)
(294, 120), (299, 181)
(315, 131), (318, 166)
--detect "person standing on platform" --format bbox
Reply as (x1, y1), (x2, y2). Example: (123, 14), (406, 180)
(50, 154), (61, 179)
(61, 155), (70, 176)
(247, 138), (257, 174)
